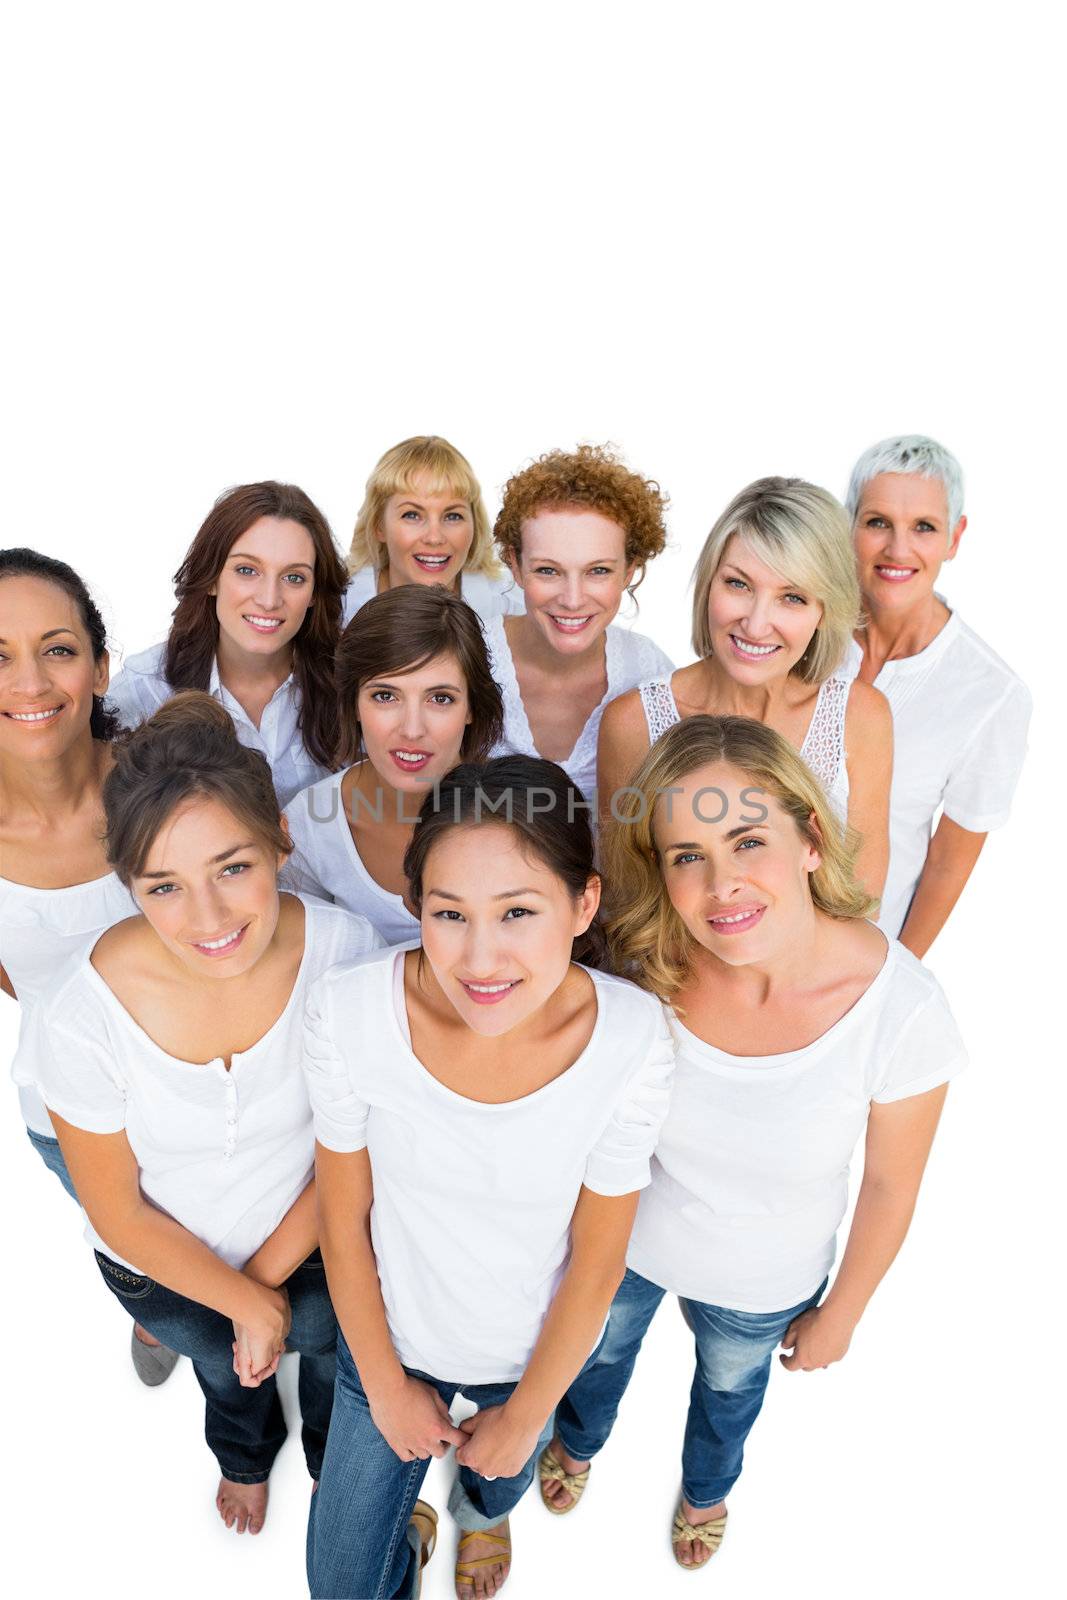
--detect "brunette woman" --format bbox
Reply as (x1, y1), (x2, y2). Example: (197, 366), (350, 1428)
(344, 435), (523, 624)
(597, 477), (892, 895)
(488, 444), (674, 804)
(27, 694), (380, 1534)
(303, 757), (674, 1598)
(108, 481), (347, 804)
(283, 584), (503, 943)
(541, 717), (964, 1570)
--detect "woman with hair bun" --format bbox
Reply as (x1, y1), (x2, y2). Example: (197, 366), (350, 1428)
(303, 756), (674, 1599)
(108, 481), (347, 804)
(283, 584), (504, 944)
(541, 717), (963, 1572)
(597, 477), (892, 895)
(344, 435), (523, 624)
(25, 692), (380, 1537)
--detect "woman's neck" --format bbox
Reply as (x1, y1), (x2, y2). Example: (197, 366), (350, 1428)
(858, 590), (950, 671)
(346, 760), (423, 832)
(690, 902), (825, 1003)
(694, 653), (797, 720)
(0, 732), (107, 823)
(505, 613), (608, 681)
(214, 630), (293, 702)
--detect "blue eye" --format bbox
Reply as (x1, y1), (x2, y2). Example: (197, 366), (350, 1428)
(671, 852), (701, 866)
(282, 572), (308, 585)
(220, 862), (251, 877)
(784, 593), (807, 606)
(147, 882), (178, 896)
(444, 511), (467, 522)
(735, 837), (764, 850)
(724, 576), (747, 591)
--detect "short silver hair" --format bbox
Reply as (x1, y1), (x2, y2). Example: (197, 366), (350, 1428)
(845, 435), (964, 531)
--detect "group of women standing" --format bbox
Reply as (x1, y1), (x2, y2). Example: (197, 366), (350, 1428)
(0, 431), (1030, 1597)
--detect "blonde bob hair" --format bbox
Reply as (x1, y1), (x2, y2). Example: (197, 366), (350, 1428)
(602, 714), (877, 1001)
(347, 436), (502, 578)
(690, 477), (860, 684)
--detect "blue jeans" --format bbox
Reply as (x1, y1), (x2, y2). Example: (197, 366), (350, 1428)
(26, 1129), (79, 1202)
(96, 1249), (337, 1483)
(308, 1331), (597, 1599)
(554, 1267), (825, 1510)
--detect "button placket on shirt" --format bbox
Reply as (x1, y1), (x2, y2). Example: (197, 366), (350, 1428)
(223, 1070), (238, 1159)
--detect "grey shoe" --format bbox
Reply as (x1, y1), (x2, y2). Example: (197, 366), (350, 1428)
(130, 1326), (180, 1386)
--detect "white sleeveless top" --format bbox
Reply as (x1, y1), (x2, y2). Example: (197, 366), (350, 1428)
(638, 671), (851, 819)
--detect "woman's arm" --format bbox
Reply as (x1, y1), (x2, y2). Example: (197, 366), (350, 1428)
(779, 1083), (948, 1371)
(843, 679), (893, 902)
(315, 1142), (466, 1461)
(455, 1187), (638, 1479)
(596, 692), (651, 829)
(52, 1114), (289, 1359)
(1, 965), (15, 1000)
(242, 1180), (318, 1288)
(898, 816), (987, 958)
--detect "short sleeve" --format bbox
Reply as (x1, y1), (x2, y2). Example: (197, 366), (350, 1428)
(943, 678), (1032, 833)
(584, 1014), (676, 1196)
(302, 973), (371, 1152)
(871, 982), (968, 1105)
(31, 991), (128, 1133)
(280, 842), (334, 903)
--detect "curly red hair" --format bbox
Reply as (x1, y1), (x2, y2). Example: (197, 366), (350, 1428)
(494, 444), (669, 578)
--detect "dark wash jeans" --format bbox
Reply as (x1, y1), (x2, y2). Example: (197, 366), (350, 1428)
(307, 1330), (602, 1600)
(26, 1129), (79, 1202)
(96, 1248), (337, 1483)
(554, 1266), (826, 1509)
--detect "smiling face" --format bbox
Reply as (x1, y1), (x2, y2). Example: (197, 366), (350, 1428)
(210, 516), (317, 659)
(706, 534), (823, 680)
(420, 823), (600, 1037)
(133, 793), (286, 976)
(0, 575), (108, 761)
(852, 472), (965, 613)
(653, 761), (820, 967)
(510, 510), (635, 656)
(356, 650), (473, 791)
(377, 476), (475, 589)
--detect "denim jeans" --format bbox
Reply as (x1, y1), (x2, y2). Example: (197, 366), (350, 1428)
(26, 1129), (79, 1202)
(96, 1248), (337, 1483)
(554, 1266), (826, 1510)
(307, 1330), (600, 1599)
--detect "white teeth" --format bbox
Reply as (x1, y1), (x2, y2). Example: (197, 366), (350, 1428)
(245, 615), (283, 627)
(196, 929), (242, 951)
(393, 751), (426, 764)
(415, 555), (449, 565)
(7, 708), (61, 722)
(877, 567), (914, 578)
(712, 908), (760, 925)
(552, 616), (592, 629)
(731, 636), (778, 656)
(466, 981), (517, 993)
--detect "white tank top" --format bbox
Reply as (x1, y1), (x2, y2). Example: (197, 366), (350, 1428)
(637, 672), (851, 819)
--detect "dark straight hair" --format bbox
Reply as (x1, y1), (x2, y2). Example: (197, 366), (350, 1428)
(403, 755), (607, 969)
(163, 481), (347, 770)
(0, 547), (119, 740)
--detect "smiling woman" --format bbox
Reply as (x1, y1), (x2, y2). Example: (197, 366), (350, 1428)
(107, 482), (348, 804)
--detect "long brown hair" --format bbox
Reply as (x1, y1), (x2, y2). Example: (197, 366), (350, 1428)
(164, 481), (347, 770)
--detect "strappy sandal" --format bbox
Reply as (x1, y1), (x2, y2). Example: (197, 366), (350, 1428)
(538, 1442), (590, 1514)
(408, 1500), (438, 1597)
(671, 1504), (728, 1569)
(454, 1521), (511, 1598)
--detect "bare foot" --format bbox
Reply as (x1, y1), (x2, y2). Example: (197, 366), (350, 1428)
(540, 1437), (589, 1512)
(216, 1477), (269, 1535)
(455, 1517), (510, 1599)
(674, 1498), (727, 1568)
(134, 1323), (161, 1347)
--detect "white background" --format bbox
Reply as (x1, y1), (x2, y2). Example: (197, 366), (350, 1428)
(1, 3), (1062, 1597)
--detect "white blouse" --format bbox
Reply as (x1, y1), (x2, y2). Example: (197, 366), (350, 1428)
(304, 945), (675, 1383)
(108, 641), (332, 806)
(841, 612), (1031, 936)
(27, 897), (381, 1271)
(484, 618), (675, 804)
(626, 939), (966, 1313)
(342, 567), (525, 629)
(282, 770), (421, 945)
(2, 871), (136, 1136)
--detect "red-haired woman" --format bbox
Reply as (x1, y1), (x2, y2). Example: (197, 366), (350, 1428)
(109, 482), (347, 804)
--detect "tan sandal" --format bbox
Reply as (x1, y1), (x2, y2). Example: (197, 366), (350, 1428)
(454, 1521), (511, 1597)
(409, 1500), (438, 1596)
(538, 1442), (591, 1514)
(671, 1504), (728, 1569)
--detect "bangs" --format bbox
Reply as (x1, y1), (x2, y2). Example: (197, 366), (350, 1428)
(729, 524), (829, 606)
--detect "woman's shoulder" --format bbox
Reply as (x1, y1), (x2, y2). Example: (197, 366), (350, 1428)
(311, 938), (407, 1003)
(90, 913), (154, 978)
(341, 567), (376, 625)
(585, 962), (670, 1033)
(107, 641), (170, 722)
(297, 892), (382, 964)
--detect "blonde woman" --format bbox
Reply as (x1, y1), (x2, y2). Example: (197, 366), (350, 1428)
(344, 435), (523, 624)
(597, 477), (892, 895)
(540, 716), (964, 1571)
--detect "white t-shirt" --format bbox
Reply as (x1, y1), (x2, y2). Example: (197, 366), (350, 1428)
(342, 567), (526, 628)
(842, 612), (1032, 936)
(26, 897), (380, 1271)
(282, 769), (421, 945)
(626, 938), (966, 1313)
(2, 871), (137, 1136)
(108, 641), (333, 806)
(304, 944), (675, 1382)
(483, 617), (675, 804)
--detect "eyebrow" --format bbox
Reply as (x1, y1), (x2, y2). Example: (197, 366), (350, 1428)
(665, 823), (768, 849)
(366, 680), (464, 694)
(0, 627), (80, 644)
(396, 498), (468, 511)
(426, 886), (544, 902)
(138, 841), (258, 879)
(228, 551), (314, 571)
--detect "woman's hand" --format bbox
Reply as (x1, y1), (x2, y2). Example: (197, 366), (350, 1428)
(455, 1404), (543, 1482)
(368, 1374), (467, 1464)
(231, 1284), (291, 1386)
(778, 1303), (856, 1372)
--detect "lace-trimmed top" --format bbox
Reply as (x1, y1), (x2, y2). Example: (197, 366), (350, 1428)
(638, 672), (851, 819)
